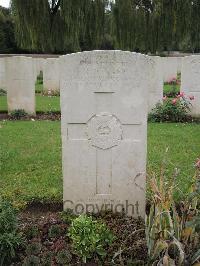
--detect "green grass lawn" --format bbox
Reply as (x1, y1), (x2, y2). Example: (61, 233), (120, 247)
(36, 95), (60, 112)
(35, 80), (43, 93)
(0, 96), (7, 112)
(0, 121), (199, 207)
(0, 95), (60, 113)
(0, 121), (62, 207)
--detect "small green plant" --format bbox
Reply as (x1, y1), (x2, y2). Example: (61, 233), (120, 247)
(0, 199), (23, 265)
(22, 255), (40, 266)
(68, 214), (115, 263)
(48, 224), (61, 238)
(25, 225), (40, 239)
(55, 249), (72, 264)
(149, 93), (193, 122)
(60, 210), (77, 225)
(10, 109), (28, 120)
(26, 242), (42, 255)
(0, 88), (6, 96)
(41, 251), (54, 266)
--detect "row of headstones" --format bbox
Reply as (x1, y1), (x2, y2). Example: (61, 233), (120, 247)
(0, 53), (199, 116)
(0, 55), (183, 92)
(0, 56), (60, 91)
(0, 56), (60, 113)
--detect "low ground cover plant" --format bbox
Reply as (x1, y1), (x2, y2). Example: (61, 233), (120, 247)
(10, 109), (28, 120)
(68, 214), (115, 263)
(149, 93), (194, 122)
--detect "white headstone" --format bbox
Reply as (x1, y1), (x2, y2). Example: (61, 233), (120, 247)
(5, 56), (35, 114)
(181, 55), (200, 117)
(176, 57), (183, 73)
(60, 50), (151, 217)
(33, 58), (45, 79)
(43, 58), (59, 92)
(0, 58), (6, 90)
(148, 56), (163, 112)
(162, 57), (178, 82)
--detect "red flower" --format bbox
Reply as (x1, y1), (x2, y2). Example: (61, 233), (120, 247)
(179, 92), (184, 97)
(189, 95), (195, 100)
(195, 158), (200, 169)
(163, 96), (167, 101)
(172, 99), (177, 105)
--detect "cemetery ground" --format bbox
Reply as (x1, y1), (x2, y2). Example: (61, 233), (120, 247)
(1, 120), (200, 264)
(0, 82), (200, 264)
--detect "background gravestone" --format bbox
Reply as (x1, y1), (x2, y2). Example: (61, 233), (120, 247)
(0, 58), (6, 91)
(148, 56), (163, 112)
(33, 58), (45, 79)
(181, 55), (200, 117)
(60, 50), (151, 217)
(5, 56), (35, 114)
(161, 57), (179, 82)
(43, 58), (60, 92)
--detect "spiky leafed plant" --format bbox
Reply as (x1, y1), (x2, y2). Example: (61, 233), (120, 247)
(146, 158), (200, 265)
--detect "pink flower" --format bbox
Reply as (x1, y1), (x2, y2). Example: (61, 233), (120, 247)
(179, 92), (184, 97)
(195, 158), (200, 169)
(172, 99), (177, 105)
(189, 95), (194, 100)
(163, 96), (167, 101)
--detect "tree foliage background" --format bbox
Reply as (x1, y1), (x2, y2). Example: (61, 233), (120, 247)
(0, 6), (16, 53)
(1, 0), (200, 54)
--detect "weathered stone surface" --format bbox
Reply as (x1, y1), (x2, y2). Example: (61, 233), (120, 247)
(161, 57), (179, 82)
(0, 58), (6, 90)
(176, 57), (183, 73)
(33, 58), (45, 79)
(181, 55), (200, 117)
(60, 50), (151, 217)
(5, 56), (35, 114)
(43, 58), (59, 91)
(148, 56), (163, 112)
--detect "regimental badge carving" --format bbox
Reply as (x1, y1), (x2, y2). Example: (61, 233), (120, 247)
(87, 113), (122, 149)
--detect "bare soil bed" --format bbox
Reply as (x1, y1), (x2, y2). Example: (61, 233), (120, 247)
(0, 112), (61, 121)
(14, 208), (147, 265)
